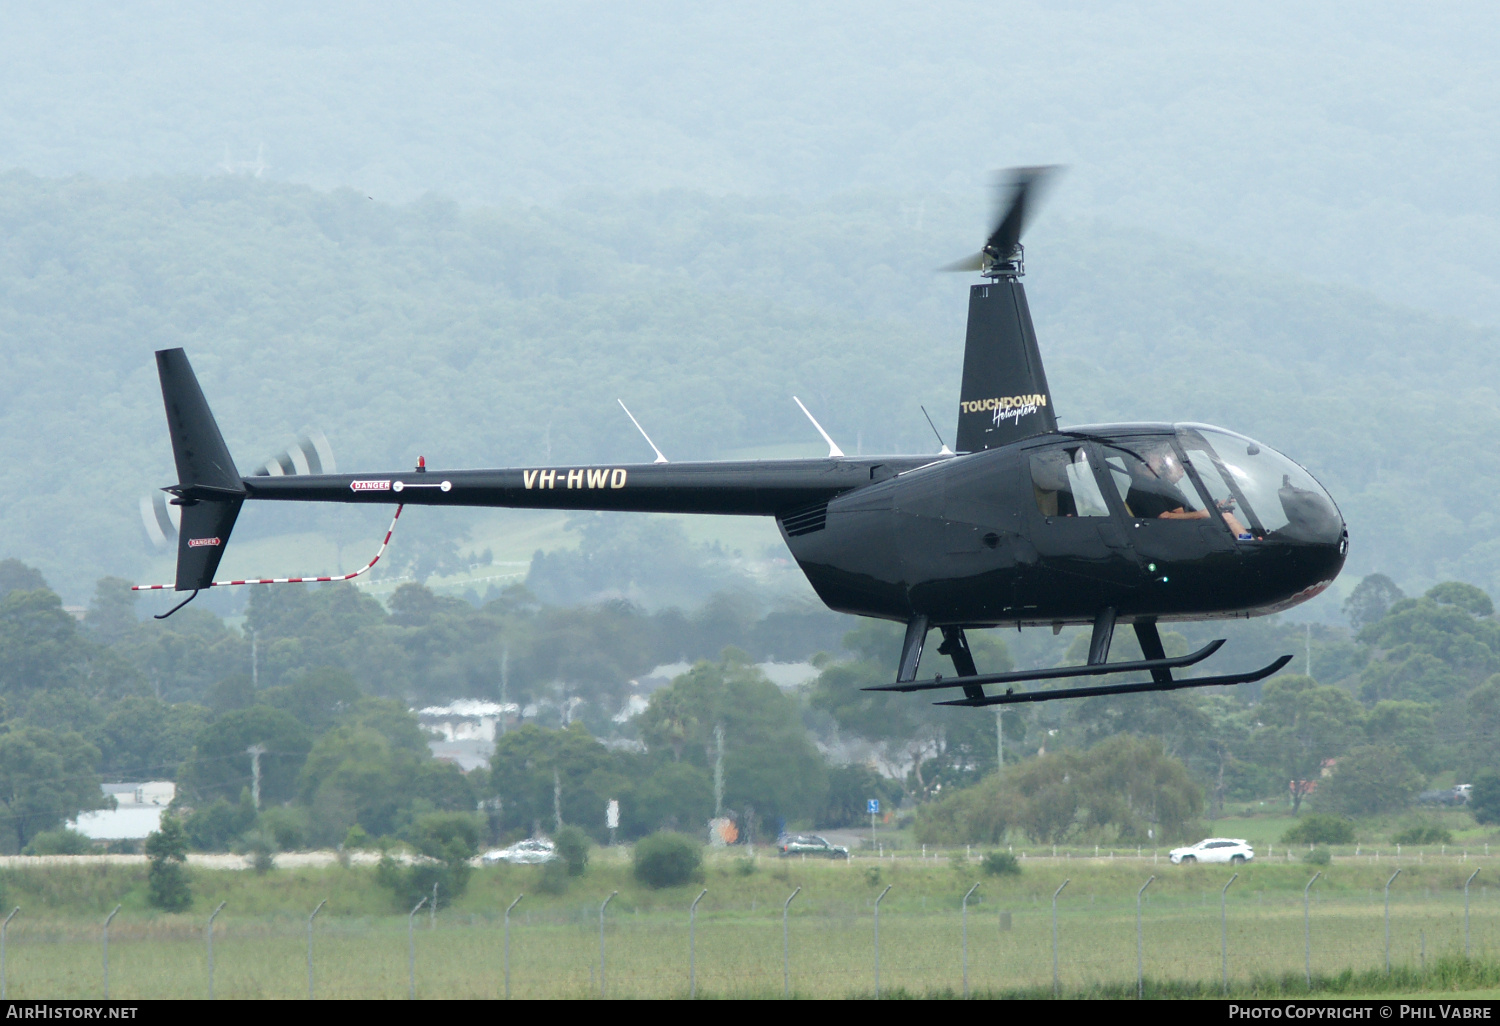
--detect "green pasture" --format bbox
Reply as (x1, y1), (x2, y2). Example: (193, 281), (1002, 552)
(0, 853), (1497, 998)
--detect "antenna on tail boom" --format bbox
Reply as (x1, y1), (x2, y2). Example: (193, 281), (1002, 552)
(617, 400), (668, 464)
(792, 397), (845, 458)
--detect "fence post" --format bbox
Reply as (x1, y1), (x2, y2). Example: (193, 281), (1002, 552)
(873, 884), (892, 998)
(407, 896), (427, 1000)
(599, 891), (617, 998)
(102, 905), (120, 999)
(503, 894), (523, 999)
(1136, 876), (1155, 999)
(307, 898), (326, 1000)
(1303, 872), (1321, 990)
(206, 901), (226, 1000)
(962, 883), (979, 999)
(783, 886), (801, 998)
(1051, 879), (1070, 998)
(1384, 869), (1401, 974)
(2, 906), (18, 1000)
(1220, 873), (1238, 996)
(689, 889), (707, 999)
(1465, 869), (1480, 959)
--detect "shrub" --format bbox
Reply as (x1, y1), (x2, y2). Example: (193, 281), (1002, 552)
(23, 829), (91, 855)
(1393, 823), (1452, 845)
(185, 796), (256, 851)
(1282, 814), (1356, 846)
(146, 813), (192, 911)
(377, 812), (483, 911)
(536, 859), (570, 895)
(734, 856), (757, 877)
(981, 851), (1021, 877)
(1472, 769), (1500, 825)
(259, 806), (308, 851)
(235, 827), (276, 874)
(1303, 847), (1332, 865)
(343, 825), (370, 850)
(554, 826), (590, 877)
(633, 832), (702, 889)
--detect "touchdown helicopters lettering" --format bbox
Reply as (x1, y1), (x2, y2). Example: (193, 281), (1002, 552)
(137, 167), (1345, 706)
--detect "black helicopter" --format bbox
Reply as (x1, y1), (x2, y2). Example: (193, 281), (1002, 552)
(139, 168), (1347, 706)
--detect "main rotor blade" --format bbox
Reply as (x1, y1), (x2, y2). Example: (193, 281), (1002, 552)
(984, 165), (1061, 260)
(939, 252), (986, 273)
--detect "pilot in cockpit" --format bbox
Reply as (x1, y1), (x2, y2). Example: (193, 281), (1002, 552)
(1129, 446), (1248, 536)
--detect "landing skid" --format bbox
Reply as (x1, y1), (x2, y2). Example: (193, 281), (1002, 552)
(932, 654), (1292, 707)
(869, 613), (1292, 707)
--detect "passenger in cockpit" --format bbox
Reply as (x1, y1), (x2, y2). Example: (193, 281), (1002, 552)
(1130, 447), (1248, 535)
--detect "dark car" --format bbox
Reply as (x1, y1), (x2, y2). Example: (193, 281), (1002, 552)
(1418, 785), (1471, 807)
(778, 834), (850, 859)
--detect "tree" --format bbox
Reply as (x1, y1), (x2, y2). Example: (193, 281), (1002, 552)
(1344, 573), (1405, 632)
(915, 735), (1201, 845)
(488, 722), (632, 841)
(1249, 675), (1366, 814)
(628, 761), (713, 835)
(639, 652), (827, 833)
(146, 812), (192, 911)
(819, 764), (902, 829)
(1316, 746), (1423, 817)
(0, 726), (107, 851)
(376, 811), (481, 909)
(259, 667), (361, 736)
(1363, 700), (1440, 773)
(179, 706), (312, 805)
(93, 697), (210, 780)
(0, 561), (48, 601)
(1470, 769), (1500, 825)
(1426, 582), (1494, 618)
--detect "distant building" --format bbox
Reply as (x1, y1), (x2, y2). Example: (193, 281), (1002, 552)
(418, 700), (516, 772)
(69, 782), (177, 841)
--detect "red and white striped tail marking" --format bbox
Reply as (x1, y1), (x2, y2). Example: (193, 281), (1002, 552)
(132, 505), (404, 592)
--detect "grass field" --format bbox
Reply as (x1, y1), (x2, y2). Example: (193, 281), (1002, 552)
(1, 851), (1498, 998)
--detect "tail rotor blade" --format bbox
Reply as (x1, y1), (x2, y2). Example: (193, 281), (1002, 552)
(139, 492), (181, 550)
(252, 431), (336, 477)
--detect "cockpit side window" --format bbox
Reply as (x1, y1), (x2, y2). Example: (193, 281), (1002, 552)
(1030, 445), (1109, 518)
(1095, 434), (1252, 537)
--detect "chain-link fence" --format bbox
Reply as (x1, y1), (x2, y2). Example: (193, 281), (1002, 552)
(0, 850), (1494, 998)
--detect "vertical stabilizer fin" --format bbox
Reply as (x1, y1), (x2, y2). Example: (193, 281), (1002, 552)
(954, 279), (1057, 452)
(154, 349), (245, 591)
(157, 349), (243, 493)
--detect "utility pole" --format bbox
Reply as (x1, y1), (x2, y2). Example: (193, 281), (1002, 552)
(246, 745), (266, 810)
(552, 769), (562, 833)
(499, 647), (509, 736)
(713, 723), (725, 819)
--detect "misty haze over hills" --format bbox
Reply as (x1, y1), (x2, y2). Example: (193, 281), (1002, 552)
(1, 3), (1497, 611)
(2, 3), (1496, 324)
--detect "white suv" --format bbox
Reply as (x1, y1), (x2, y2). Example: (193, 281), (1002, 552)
(1168, 838), (1254, 865)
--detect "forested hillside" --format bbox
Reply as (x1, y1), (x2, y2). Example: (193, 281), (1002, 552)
(1, 172), (1497, 605)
